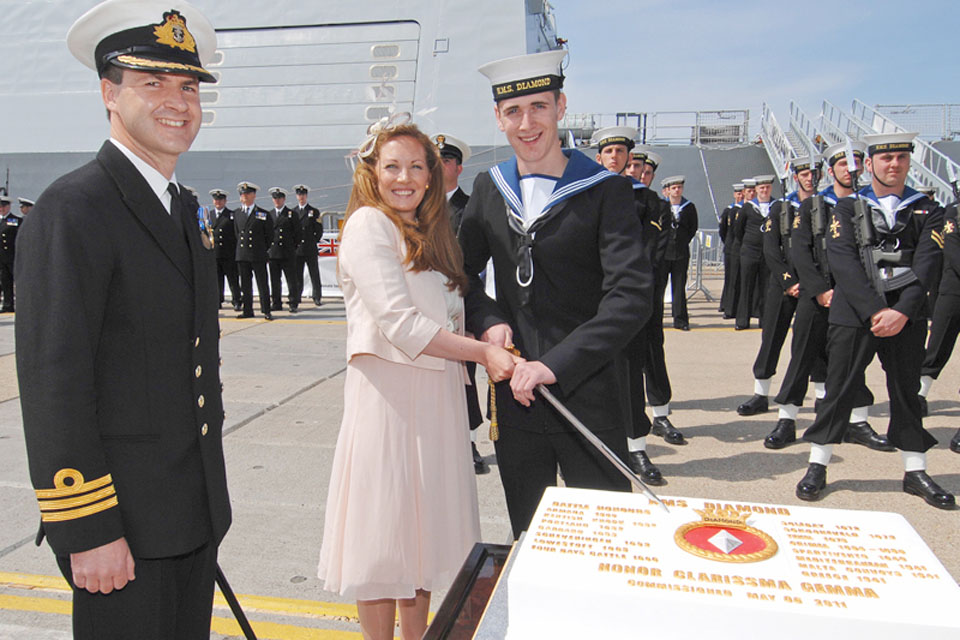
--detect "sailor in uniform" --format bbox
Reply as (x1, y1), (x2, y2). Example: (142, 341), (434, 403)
(660, 175), (698, 330)
(795, 132), (954, 509)
(235, 181), (274, 320)
(15, 2), (231, 636)
(718, 184), (744, 317)
(292, 185), (324, 306)
(765, 142), (888, 450)
(0, 195), (20, 312)
(19, 197), (34, 215)
(432, 132), (487, 474)
(267, 187), (302, 312)
(592, 127), (671, 484)
(210, 188), (241, 311)
(735, 175), (775, 332)
(459, 50), (652, 537)
(738, 163), (814, 415)
(937, 202), (960, 453)
(725, 178), (755, 318)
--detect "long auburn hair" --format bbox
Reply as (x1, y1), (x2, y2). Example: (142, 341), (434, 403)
(343, 123), (467, 292)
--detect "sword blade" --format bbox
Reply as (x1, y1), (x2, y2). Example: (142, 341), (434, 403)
(216, 564), (258, 640)
(535, 384), (669, 512)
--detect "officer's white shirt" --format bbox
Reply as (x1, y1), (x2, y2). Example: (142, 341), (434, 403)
(445, 188), (457, 201)
(109, 138), (177, 214)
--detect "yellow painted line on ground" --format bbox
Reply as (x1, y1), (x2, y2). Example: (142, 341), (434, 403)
(0, 572), (69, 591)
(0, 593), (71, 616)
(211, 616), (361, 639)
(219, 318), (347, 325)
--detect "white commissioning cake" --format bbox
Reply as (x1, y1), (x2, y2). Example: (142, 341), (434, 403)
(505, 487), (960, 639)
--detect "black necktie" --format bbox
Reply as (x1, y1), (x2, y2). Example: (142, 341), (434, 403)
(167, 182), (187, 240)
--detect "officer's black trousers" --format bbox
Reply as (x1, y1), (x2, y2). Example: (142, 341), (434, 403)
(269, 257), (300, 309)
(921, 293), (960, 379)
(803, 320), (936, 452)
(775, 295), (828, 406)
(0, 261), (13, 310)
(643, 268), (672, 407)
(723, 249), (741, 318)
(237, 260), (270, 315)
(663, 256), (690, 324)
(296, 254), (323, 303)
(751, 281), (796, 380)
(494, 425), (630, 539)
(216, 258), (240, 306)
(57, 542), (218, 640)
(736, 254), (767, 328)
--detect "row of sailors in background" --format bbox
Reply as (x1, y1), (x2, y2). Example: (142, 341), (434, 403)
(0, 196), (35, 313)
(716, 133), (960, 510)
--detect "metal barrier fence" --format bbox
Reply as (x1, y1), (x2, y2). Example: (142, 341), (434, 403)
(875, 104), (960, 141)
(560, 109), (751, 148)
(686, 230), (723, 302)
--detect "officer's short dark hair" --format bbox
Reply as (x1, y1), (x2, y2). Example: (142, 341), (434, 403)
(101, 63), (125, 121)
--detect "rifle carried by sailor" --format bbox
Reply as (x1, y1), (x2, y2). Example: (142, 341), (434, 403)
(809, 193), (831, 280)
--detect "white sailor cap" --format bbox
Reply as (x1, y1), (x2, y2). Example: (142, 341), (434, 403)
(661, 175), (685, 187)
(237, 181), (259, 194)
(591, 126), (637, 151)
(754, 175), (776, 185)
(0, 195), (11, 205)
(478, 49), (567, 102)
(742, 178), (757, 187)
(269, 187), (288, 198)
(733, 183), (744, 191)
(431, 133), (471, 164)
(863, 132), (917, 156)
(209, 188), (228, 198)
(18, 197), (35, 206)
(634, 146), (662, 170)
(822, 140), (866, 167)
(293, 184), (310, 194)
(67, 0), (217, 82)
(790, 156), (821, 173)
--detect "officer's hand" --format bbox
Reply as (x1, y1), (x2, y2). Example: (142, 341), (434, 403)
(870, 308), (908, 338)
(483, 345), (524, 383)
(786, 284), (800, 298)
(480, 323), (513, 348)
(70, 537), (136, 594)
(510, 361), (557, 407)
(816, 289), (833, 307)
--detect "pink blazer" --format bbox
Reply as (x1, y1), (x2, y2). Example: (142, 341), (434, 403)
(338, 206), (460, 371)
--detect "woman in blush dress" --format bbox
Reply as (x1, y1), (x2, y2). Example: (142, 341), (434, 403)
(317, 118), (519, 640)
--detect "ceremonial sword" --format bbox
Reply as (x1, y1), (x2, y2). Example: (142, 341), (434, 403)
(216, 564), (258, 640)
(535, 384), (669, 513)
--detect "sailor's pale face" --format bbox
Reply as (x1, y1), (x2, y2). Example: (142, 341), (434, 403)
(296, 193), (308, 206)
(734, 192), (744, 203)
(212, 196), (226, 209)
(743, 186), (756, 200)
(239, 191), (257, 207)
(440, 156), (463, 193)
(667, 183), (684, 202)
(0, 204), (9, 217)
(866, 151), (910, 190)
(625, 159), (645, 181)
(495, 91), (566, 170)
(640, 164), (656, 187)
(102, 70), (201, 178)
(796, 168), (814, 193)
(830, 157), (855, 189)
(756, 183), (772, 201)
(596, 144), (629, 174)
(376, 135), (430, 221)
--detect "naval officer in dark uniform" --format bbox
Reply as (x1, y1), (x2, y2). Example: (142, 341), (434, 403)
(718, 183), (744, 317)
(735, 176), (774, 331)
(292, 184), (324, 306)
(235, 181), (274, 319)
(15, 3), (231, 637)
(0, 195), (20, 312)
(660, 175), (698, 330)
(795, 132), (953, 509)
(432, 132), (488, 474)
(267, 187), (301, 312)
(460, 50), (652, 537)
(210, 188), (241, 311)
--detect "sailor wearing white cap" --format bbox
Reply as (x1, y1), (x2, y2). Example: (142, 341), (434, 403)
(208, 188), (241, 310)
(733, 175), (777, 333)
(460, 48), (652, 538)
(592, 126), (636, 174)
(292, 185), (324, 307)
(796, 132), (955, 509)
(0, 195), (17, 311)
(660, 175), (698, 331)
(15, 2), (230, 637)
(235, 180), (274, 319)
(267, 186), (301, 312)
(719, 183), (745, 317)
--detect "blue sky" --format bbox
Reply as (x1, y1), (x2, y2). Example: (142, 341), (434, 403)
(547, 0), (958, 135)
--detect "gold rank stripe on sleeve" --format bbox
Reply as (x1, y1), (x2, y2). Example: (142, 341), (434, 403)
(931, 230), (944, 249)
(35, 469), (118, 523)
(650, 220), (662, 231)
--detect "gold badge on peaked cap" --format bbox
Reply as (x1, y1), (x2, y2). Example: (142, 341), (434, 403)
(154, 10), (196, 53)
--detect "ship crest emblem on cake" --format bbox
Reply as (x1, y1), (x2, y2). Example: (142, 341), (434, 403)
(674, 506), (778, 563)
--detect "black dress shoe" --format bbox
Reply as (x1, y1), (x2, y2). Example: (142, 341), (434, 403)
(796, 463), (827, 501)
(627, 451), (665, 486)
(233, 303), (243, 312)
(950, 429), (960, 454)
(314, 298), (324, 307)
(737, 394), (768, 416)
(674, 321), (690, 331)
(651, 417), (687, 445)
(271, 302), (283, 311)
(843, 422), (895, 451)
(764, 418), (796, 449)
(472, 443), (490, 475)
(264, 312), (273, 321)
(723, 314), (735, 320)
(289, 306), (298, 314)
(903, 471), (955, 509)
(734, 324), (749, 331)
(918, 395), (928, 417)
(236, 312), (254, 319)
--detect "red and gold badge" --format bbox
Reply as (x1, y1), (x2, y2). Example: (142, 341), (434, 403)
(674, 507), (778, 563)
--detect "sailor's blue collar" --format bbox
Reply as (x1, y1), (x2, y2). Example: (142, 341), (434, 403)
(854, 184), (925, 212)
(629, 176), (647, 190)
(819, 185), (839, 205)
(671, 197), (692, 212)
(489, 149), (618, 223)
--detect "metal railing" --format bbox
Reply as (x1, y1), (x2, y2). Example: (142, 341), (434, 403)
(559, 109), (750, 148)
(759, 102), (797, 189)
(874, 103), (960, 141)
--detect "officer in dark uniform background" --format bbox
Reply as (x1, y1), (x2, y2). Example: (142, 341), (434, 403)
(235, 181), (274, 320)
(660, 175), (698, 330)
(267, 187), (301, 313)
(724, 178), (755, 319)
(735, 175), (774, 331)
(795, 132), (953, 509)
(210, 188), (241, 312)
(16, 2), (231, 636)
(719, 183), (744, 318)
(292, 184), (324, 307)
(0, 195), (21, 312)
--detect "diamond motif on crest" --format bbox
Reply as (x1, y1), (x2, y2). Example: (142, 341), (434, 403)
(708, 529), (743, 554)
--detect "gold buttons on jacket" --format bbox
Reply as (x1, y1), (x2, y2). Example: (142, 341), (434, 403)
(195, 365), (202, 378)
(198, 395), (205, 408)
(201, 423), (209, 436)
(194, 336), (201, 348)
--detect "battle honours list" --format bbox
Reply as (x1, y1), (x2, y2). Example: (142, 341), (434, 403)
(504, 487), (960, 639)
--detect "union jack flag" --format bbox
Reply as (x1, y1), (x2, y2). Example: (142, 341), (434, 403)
(317, 237), (339, 257)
